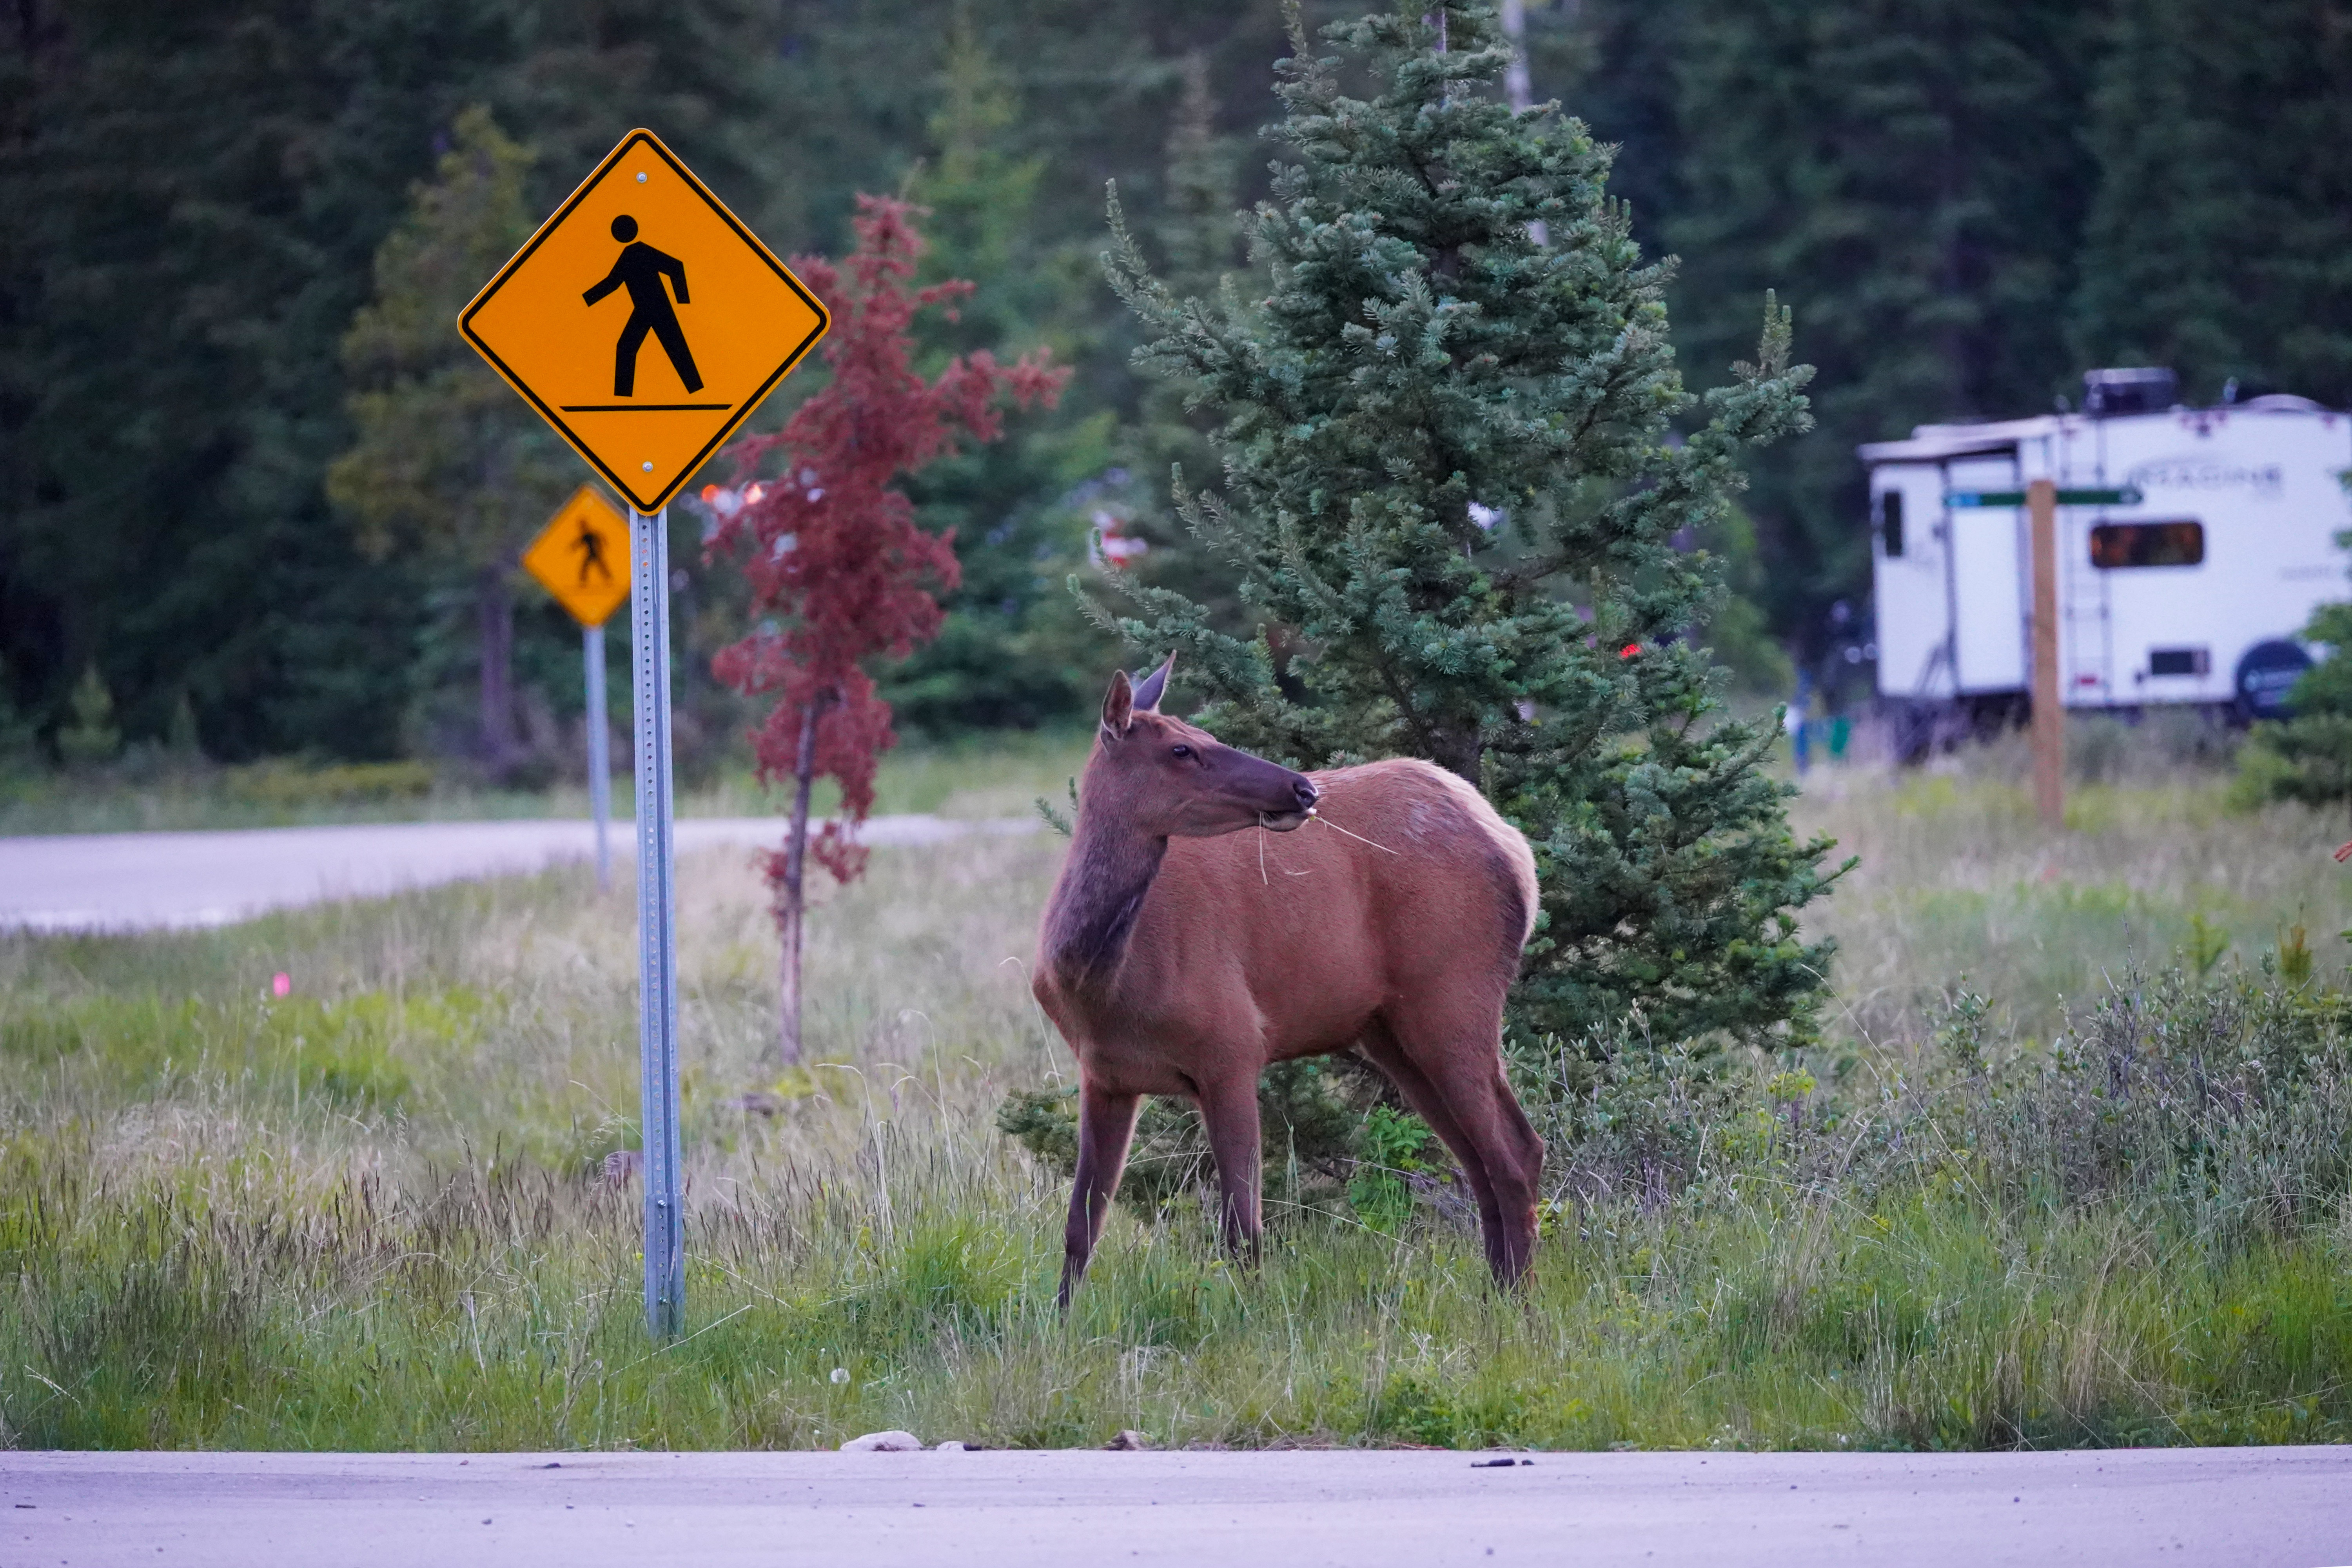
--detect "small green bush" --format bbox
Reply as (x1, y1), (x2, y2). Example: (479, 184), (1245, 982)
(225, 759), (436, 808)
(2238, 601), (2352, 814)
(54, 664), (121, 768)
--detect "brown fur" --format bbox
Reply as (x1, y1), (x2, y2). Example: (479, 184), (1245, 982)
(1032, 659), (1544, 1304)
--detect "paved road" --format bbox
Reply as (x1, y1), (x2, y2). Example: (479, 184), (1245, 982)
(0, 815), (1037, 933)
(2, 1447), (2344, 1568)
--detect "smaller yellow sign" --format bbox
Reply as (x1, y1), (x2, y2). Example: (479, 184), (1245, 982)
(522, 486), (632, 626)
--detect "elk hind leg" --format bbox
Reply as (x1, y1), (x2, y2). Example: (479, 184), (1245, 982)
(1060, 1082), (1142, 1308)
(1354, 1024), (1506, 1265)
(1383, 1001), (1544, 1288)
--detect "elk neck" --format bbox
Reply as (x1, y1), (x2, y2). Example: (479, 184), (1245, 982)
(1041, 798), (1168, 992)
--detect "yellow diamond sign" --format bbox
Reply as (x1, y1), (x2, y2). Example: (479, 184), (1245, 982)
(459, 129), (829, 514)
(522, 486), (632, 627)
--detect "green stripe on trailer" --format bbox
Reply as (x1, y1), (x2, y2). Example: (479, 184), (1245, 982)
(1945, 486), (2143, 507)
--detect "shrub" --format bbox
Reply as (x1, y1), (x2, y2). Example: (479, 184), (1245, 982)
(1514, 962), (2352, 1247)
(2239, 600), (2352, 816)
(225, 759), (436, 808)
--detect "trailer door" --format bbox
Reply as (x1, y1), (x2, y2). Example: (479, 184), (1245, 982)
(1871, 464), (1954, 699)
(1944, 453), (2026, 692)
(2060, 502), (2115, 704)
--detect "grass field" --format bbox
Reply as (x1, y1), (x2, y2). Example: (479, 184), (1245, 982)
(2, 735), (2348, 1452)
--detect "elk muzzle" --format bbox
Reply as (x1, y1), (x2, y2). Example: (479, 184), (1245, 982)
(1259, 774), (1318, 833)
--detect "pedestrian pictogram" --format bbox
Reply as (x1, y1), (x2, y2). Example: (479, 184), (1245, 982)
(584, 215), (703, 397)
(457, 129), (829, 513)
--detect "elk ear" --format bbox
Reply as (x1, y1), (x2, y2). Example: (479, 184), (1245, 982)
(1132, 652), (1175, 713)
(1101, 669), (1135, 738)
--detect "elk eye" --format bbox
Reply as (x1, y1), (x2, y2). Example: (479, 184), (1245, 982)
(1170, 744), (1192, 760)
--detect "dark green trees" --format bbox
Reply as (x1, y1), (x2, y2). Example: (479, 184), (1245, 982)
(2070, 0), (2352, 405)
(878, 23), (1119, 733)
(1096, 4), (1842, 1049)
(1660, 0), (2102, 640)
(327, 108), (572, 778)
(1564, 0), (2352, 648)
(0, 0), (792, 760)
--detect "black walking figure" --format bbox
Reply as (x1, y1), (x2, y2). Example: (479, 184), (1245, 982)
(583, 215), (704, 397)
(571, 518), (613, 586)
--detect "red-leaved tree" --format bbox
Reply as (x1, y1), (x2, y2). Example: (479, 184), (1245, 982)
(711, 195), (1065, 1062)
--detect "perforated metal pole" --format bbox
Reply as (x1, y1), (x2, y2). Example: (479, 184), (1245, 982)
(629, 505), (684, 1338)
(584, 622), (611, 893)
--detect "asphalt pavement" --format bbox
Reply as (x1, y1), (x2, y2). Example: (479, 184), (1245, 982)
(0, 814), (1037, 933)
(2, 1446), (2345, 1568)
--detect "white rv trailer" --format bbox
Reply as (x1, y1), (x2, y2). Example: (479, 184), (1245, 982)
(1862, 369), (2352, 736)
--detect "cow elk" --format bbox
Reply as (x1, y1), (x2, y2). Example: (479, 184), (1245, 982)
(1031, 655), (1544, 1304)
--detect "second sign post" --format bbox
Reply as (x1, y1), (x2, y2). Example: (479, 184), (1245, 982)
(461, 129), (830, 1337)
(520, 484), (631, 890)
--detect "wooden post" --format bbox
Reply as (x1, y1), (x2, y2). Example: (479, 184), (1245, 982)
(2028, 477), (2063, 829)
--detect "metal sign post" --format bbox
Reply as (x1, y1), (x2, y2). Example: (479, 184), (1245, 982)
(630, 505), (684, 1338)
(460, 127), (829, 1341)
(584, 623), (612, 891)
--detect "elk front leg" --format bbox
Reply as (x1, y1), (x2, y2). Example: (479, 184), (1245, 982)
(1059, 1082), (1141, 1308)
(1194, 1073), (1264, 1265)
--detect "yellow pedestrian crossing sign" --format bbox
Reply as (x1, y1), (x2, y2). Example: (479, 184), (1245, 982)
(458, 129), (829, 514)
(522, 486), (632, 627)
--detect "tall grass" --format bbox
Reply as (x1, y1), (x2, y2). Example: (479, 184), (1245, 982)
(1791, 761), (2349, 1046)
(1, 744), (2348, 1451)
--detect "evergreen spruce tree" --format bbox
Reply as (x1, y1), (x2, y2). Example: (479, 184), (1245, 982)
(1096, 2), (1843, 1051)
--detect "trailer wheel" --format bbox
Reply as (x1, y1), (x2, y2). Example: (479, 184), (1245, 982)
(2235, 640), (2313, 721)
(1968, 691), (2030, 742)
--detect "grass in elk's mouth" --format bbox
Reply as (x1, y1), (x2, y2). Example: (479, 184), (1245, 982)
(1, 744), (2348, 1451)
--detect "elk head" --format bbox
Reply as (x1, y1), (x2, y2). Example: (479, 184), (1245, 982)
(1087, 655), (1318, 837)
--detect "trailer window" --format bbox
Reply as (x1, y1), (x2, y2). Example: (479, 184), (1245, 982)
(2090, 520), (2203, 569)
(1877, 491), (1904, 557)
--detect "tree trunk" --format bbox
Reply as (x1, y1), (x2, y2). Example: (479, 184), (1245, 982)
(476, 565), (520, 776)
(775, 690), (833, 1063)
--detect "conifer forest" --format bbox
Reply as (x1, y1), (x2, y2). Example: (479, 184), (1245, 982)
(5, 0), (2348, 763)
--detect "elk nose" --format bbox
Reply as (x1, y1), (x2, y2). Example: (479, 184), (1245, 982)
(1292, 778), (1320, 811)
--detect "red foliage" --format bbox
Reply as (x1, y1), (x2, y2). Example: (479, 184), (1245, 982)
(710, 195), (1066, 884)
